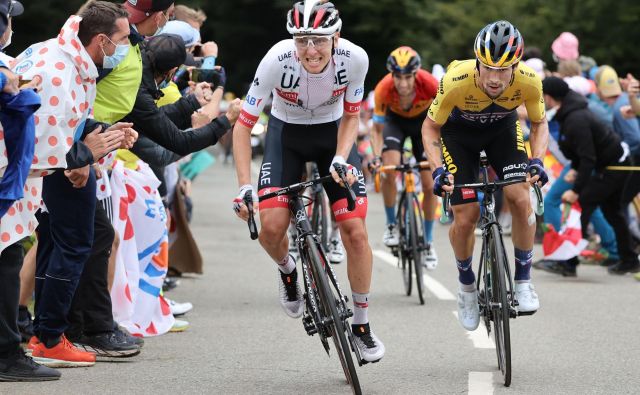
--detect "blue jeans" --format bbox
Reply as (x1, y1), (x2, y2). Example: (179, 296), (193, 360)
(543, 165), (618, 258)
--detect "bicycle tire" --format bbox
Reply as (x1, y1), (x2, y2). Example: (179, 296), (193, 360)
(311, 189), (331, 252)
(397, 194), (412, 296)
(307, 238), (362, 395)
(488, 224), (512, 387)
(409, 194), (426, 305)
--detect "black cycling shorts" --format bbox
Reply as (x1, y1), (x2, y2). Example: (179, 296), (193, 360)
(258, 116), (368, 221)
(440, 113), (529, 206)
(381, 111), (427, 161)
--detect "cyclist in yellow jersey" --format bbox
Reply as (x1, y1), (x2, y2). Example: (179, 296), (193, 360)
(421, 21), (549, 331)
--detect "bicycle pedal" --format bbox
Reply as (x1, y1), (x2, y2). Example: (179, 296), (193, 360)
(517, 310), (536, 317)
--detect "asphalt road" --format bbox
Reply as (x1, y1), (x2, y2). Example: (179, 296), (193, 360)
(4, 160), (640, 395)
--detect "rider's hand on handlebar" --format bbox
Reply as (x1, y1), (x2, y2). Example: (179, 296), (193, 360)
(432, 167), (453, 196)
(232, 184), (257, 221)
(367, 156), (382, 173)
(526, 158), (548, 187)
(330, 155), (358, 186)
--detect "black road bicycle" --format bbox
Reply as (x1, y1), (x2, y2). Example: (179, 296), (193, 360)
(245, 165), (364, 395)
(374, 158), (430, 305)
(442, 153), (543, 387)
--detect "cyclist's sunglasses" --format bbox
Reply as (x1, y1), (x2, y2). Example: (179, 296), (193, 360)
(293, 35), (333, 49)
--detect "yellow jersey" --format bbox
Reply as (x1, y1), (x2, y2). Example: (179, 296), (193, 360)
(427, 59), (545, 127)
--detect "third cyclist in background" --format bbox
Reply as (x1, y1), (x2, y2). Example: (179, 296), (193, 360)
(370, 46), (440, 269)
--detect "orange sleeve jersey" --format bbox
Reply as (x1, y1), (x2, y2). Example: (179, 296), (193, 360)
(372, 69), (439, 123)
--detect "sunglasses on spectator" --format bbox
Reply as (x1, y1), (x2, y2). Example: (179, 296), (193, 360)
(293, 35), (333, 49)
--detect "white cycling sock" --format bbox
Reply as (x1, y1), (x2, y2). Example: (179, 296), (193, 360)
(276, 254), (296, 274)
(352, 292), (369, 325)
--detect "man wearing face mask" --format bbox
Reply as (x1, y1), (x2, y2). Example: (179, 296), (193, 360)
(93, 0), (175, 125)
(11, 2), (140, 368)
(539, 77), (640, 276)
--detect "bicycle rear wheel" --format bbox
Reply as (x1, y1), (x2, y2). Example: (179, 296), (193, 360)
(409, 194), (426, 305)
(488, 224), (512, 386)
(308, 239), (362, 395)
(397, 194), (412, 296)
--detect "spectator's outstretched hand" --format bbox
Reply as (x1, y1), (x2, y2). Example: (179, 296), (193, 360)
(200, 41), (218, 57)
(193, 82), (213, 106)
(19, 75), (42, 93)
(191, 109), (210, 128)
(225, 98), (242, 125)
(84, 125), (125, 161)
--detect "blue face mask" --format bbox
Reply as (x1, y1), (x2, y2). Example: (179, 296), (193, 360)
(102, 36), (130, 69)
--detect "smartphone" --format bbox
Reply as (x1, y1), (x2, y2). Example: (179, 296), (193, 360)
(18, 78), (32, 87)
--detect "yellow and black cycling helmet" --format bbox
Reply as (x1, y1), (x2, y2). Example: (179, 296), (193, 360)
(386, 46), (421, 74)
(474, 20), (523, 69)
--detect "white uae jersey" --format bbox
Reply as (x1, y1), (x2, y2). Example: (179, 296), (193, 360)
(237, 38), (369, 127)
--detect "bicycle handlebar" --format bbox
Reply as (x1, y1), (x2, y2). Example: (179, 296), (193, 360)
(441, 177), (544, 219)
(376, 161), (430, 174)
(245, 165), (358, 240)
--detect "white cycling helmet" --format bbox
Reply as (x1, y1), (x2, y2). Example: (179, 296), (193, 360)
(286, 0), (342, 36)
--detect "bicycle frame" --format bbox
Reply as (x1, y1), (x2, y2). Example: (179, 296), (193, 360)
(377, 159), (430, 304)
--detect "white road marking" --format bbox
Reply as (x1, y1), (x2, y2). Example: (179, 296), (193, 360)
(452, 311), (495, 349)
(373, 249), (455, 300)
(468, 371), (494, 395)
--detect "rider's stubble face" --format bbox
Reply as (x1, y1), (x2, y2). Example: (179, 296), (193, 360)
(477, 63), (514, 99)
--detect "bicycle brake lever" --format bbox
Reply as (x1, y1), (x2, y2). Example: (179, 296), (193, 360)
(244, 191), (259, 240)
(441, 176), (451, 221)
(333, 163), (356, 211)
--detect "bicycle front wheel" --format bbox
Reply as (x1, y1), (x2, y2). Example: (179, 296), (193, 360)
(397, 194), (412, 296)
(488, 224), (512, 386)
(308, 239), (362, 395)
(409, 194), (426, 305)
(311, 189), (331, 252)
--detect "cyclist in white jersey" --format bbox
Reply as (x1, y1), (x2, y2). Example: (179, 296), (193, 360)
(232, 0), (384, 363)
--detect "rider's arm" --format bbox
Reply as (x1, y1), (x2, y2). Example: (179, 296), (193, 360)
(232, 121), (253, 186)
(528, 120), (549, 160)
(421, 73), (455, 169)
(524, 74), (549, 160)
(370, 79), (388, 157)
(371, 122), (384, 157)
(232, 43), (282, 186)
(337, 44), (369, 160)
(336, 111), (360, 158)
(421, 117), (444, 169)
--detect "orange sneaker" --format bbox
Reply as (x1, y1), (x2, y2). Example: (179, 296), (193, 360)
(31, 335), (95, 368)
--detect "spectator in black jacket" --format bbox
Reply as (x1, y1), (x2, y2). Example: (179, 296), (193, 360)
(540, 77), (640, 276)
(123, 33), (241, 161)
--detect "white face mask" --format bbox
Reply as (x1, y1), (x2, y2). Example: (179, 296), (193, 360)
(2, 30), (12, 50)
(546, 106), (559, 121)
